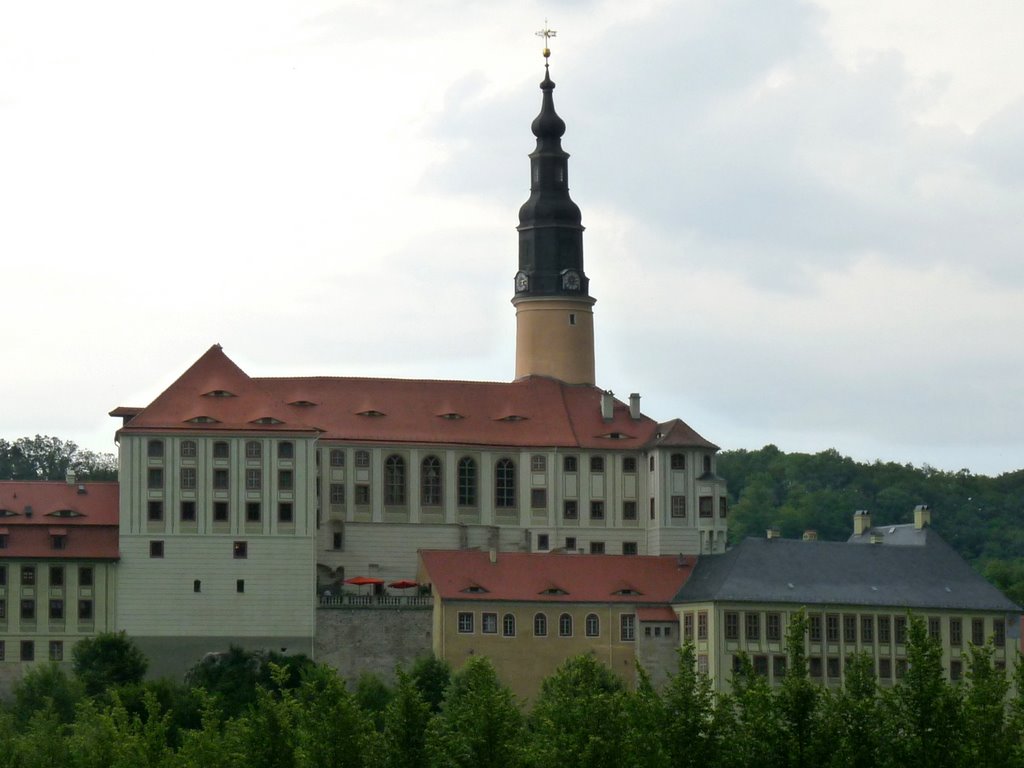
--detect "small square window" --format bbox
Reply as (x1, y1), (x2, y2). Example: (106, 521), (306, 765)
(147, 439), (164, 458)
(537, 534), (549, 550)
(531, 455), (546, 472)
(246, 502), (261, 522)
(623, 457), (637, 473)
(149, 541), (164, 558)
(671, 453), (685, 470)
(49, 566), (64, 586)
(214, 501), (229, 522)
(590, 501), (604, 520)
(589, 541), (605, 554)
(563, 500), (578, 520)
(482, 613), (498, 634)
(180, 440), (197, 458)
(330, 449), (345, 467)
(181, 501), (197, 522)
(213, 469), (229, 489)
(355, 450), (370, 468)
(278, 502), (293, 523)
(213, 441), (229, 459)
(623, 500), (637, 520)
(246, 441), (262, 459)
(622, 542), (637, 555)
(590, 456), (604, 473)
(278, 441), (294, 459)
(147, 500), (164, 521)
(50, 534), (67, 550)
(563, 456), (578, 472)
(147, 467), (163, 489)
(458, 612), (474, 633)
(565, 536), (576, 550)
(279, 469), (294, 490)
(531, 488), (547, 508)
(233, 541), (248, 559)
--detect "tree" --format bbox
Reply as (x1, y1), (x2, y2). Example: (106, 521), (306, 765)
(10, 662), (85, 726)
(425, 656), (524, 768)
(719, 654), (785, 768)
(371, 669), (432, 768)
(815, 652), (889, 768)
(0, 435), (117, 481)
(776, 609), (819, 768)
(961, 642), (1014, 768)
(408, 655), (451, 714)
(354, 672), (393, 732)
(661, 644), (719, 768)
(72, 631), (148, 697)
(295, 665), (378, 768)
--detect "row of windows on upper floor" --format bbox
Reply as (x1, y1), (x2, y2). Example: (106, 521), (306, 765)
(147, 499), (294, 525)
(455, 610), (638, 641)
(147, 467), (295, 492)
(0, 640), (70, 663)
(0, 565), (95, 588)
(727, 652), (1002, 684)
(147, 439), (295, 460)
(1, 596), (95, 623)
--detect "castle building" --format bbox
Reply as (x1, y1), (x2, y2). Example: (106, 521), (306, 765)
(106, 55), (728, 674)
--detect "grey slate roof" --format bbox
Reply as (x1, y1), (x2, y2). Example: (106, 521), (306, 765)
(674, 532), (1020, 612)
(847, 522), (926, 546)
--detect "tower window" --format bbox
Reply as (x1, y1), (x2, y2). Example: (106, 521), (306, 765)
(568, 313), (576, 326)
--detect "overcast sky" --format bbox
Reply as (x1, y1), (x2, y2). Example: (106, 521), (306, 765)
(3, 0), (1023, 477)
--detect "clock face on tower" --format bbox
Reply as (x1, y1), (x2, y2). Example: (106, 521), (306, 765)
(515, 272), (529, 292)
(562, 270), (580, 291)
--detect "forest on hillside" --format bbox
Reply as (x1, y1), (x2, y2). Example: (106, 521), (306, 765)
(718, 446), (1024, 604)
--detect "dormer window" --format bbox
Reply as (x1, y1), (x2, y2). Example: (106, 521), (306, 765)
(438, 412), (464, 420)
(0, 509), (18, 517)
(203, 390), (236, 398)
(47, 509), (83, 518)
(461, 585), (489, 594)
(612, 588), (643, 596)
(251, 417), (283, 425)
(497, 414), (527, 422)
(540, 587), (568, 596)
(357, 410), (386, 418)
(187, 416), (220, 424)
(289, 400), (317, 407)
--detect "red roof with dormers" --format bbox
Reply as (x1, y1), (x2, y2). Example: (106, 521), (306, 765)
(0, 482), (119, 560)
(418, 550), (694, 604)
(114, 345), (717, 451)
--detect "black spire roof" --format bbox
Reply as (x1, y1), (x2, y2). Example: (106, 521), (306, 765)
(514, 63), (590, 300)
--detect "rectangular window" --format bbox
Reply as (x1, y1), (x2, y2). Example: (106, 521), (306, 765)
(697, 654), (709, 675)
(78, 600), (93, 621)
(753, 655), (769, 677)
(844, 615), (857, 643)
(0, 565), (5, 585)
(330, 483), (345, 504)
(79, 566), (93, 587)
(193, 579), (201, 593)
(181, 440), (197, 458)
(21, 641), (34, 662)
(623, 500), (637, 520)
(972, 618), (985, 646)
(246, 502), (261, 522)
(809, 615), (822, 642)
(620, 613), (636, 641)
(683, 613), (694, 641)
(879, 657), (892, 680)
(563, 456), (578, 472)
(950, 660), (963, 681)
(330, 449), (345, 467)
(0, 599), (6, 619)
(809, 657), (822, 678)
(563, 500), (578, 520)
(650, 455), (655, 472)
(697, 611), (708, 640)
(671, 496), (686, 518)
(0, 534), (6, 549)
(861, 615), (874, 643)
(180, 501), (197, 522)
(237, 580), (245, 594)
(49, 599), (64, 620)
(278, 441), (294, 459)
(482, 613), (498, 634)
(767, 613), (782, 642)
(278, 502), (293, 523)
(213, 469), (229, 489)
(994, 618), (1005, 647)
(650, 498), (655, 520)
(51, 534), (66, 550)
(214, 501), (229, 522)
(623, 457), (637, 472)
(355, 450), (370, 468)
(148, 500), (164, 521)
(537, 533), (549, 551)
(827, 657), (840, 679)
(50, 566), (64, 587)
(589, 541), (605, 554)
(879, 616), (891, 643)
(332, 532), (343, 550)
(698, 496), (713, 518)
(719, 497), (728, 517)
(894, 616), (907, 645)
(458, 612), (474, 634)
(773, 655), (787, 679)
(279, 470), (294, 490)
(530, 455), (546, 472)
(928, 617), (941, 641)
(746, 612), (760, 641)
(150, 540), (164, 558)
(826, 614), (840, 643)
(147, 467), (163, 489)
(725, 611), (739, 640)
(355, 485), (370, 504)
(181, 467), (196, 490)
(896, 659), (908, 679)
(590, 501), (604, 520)
(21, 600), (35, 621)
(246, 469), (262, 490)
(531, 488), (547, 508)
(565, 536), (576, 551)
(622, 541), (638, 555)
(590, 456), (605, 473)
(22, 566), (36, 586)
(950, 618), (962, 646)
(246, 441), (262, 459)
(213, 441), (229, 459)
(233, 541), (248, 559)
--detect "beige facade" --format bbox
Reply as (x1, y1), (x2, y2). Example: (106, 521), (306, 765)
(678, 602), (1018, 692)
(513, 296), (596, 385)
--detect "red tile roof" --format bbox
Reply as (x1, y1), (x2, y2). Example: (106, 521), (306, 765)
(115, 345), (717, 451)
(637, 606), (678, 622)
(418, 550), (694, 604)
(0, 482), (119, 560)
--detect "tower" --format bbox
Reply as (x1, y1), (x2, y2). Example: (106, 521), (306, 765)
(512, 45), (596, 386)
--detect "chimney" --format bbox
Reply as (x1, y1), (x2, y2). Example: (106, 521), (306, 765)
(802, 530), (818, 542)
(600, 390), (614, 421)
(77, 484), (87, 495)
(629, 393), (641, 420)
(65, 471), (76, 485)
(488, 547), (497, 565)
(914, 504), (931, 529)
(766, 528), (781, 540)
(853, 510), (872, 536)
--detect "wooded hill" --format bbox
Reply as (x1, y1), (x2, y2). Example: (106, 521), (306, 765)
(719, 446), (1024, 605)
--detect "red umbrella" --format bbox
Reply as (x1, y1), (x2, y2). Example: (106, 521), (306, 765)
(388, 579), (418, 589)
(345, 576), (385, 586)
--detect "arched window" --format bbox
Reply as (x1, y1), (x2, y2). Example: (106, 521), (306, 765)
(355, 450), (370, 468)
(330, 449), (345, 467)
(495, 458), (516, 508)
(384, 455), (406, 505)
(503, 613), (516, 637)
(246, 441), (262, 459)
(559, 613), (573, 637)
(671, 453), (685, 470)
(586, 613), (600, 637)
(458, 457), (477, 506)
(421, 456), (442, 506)
(534, 612), (547, 637)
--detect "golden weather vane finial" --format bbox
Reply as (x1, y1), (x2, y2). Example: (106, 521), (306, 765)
(535, 20), (557, 60)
